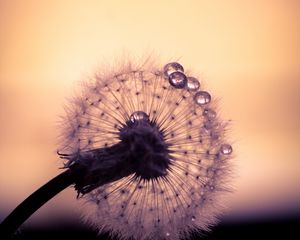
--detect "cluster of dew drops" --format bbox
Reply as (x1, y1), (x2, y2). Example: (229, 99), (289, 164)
(62, 61), (233, 240)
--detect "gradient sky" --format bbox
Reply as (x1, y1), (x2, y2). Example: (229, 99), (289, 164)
(0, 0), (300, 225)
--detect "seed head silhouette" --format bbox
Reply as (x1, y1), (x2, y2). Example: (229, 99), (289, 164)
(58, 58), (234, 240)
(0, 57), (233, 240)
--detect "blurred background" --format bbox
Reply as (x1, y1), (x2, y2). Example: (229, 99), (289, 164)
(1, 0), (300, 239)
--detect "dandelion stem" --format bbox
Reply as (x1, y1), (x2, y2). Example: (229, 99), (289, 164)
(0, 169), (74, 239)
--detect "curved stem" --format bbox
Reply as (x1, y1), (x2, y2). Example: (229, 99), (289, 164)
(0, 169), (75, 239)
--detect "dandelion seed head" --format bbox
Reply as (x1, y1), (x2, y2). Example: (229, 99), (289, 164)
(58, 57), (233, 240)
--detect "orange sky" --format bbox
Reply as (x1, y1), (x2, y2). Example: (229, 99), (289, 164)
(0, 0), (300, 224)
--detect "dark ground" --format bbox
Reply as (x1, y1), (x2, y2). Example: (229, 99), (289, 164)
(9, 216), (300, 240)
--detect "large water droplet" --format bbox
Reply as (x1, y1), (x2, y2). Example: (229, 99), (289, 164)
(203, 108), (216, 120)
(187, 77), (200, 91)
(166, 232), (170, 237)
(130, 111), (149, 123)
(194, 91), (211, 105)
(163, 62), (184, 77)
(220, 144), (232, 155)
(168, 72), (187, 89)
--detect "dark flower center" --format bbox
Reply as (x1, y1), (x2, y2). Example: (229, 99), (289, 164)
(119, 111), (171, 180)
(69, 111), (171, 195)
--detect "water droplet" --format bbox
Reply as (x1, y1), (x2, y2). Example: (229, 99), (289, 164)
(168, 72), (187, 89)
(203, 121), (214, 131)
(191, 216), (196, 221)
(130, 111), (149, 123)
(163, 62), (184, 77)
(166, 232), (170, 237)
(206, 183), (215, 191)
(203, 108), (216, 120)
(220, 144), (232, 155)
(187, 77), (200, 91)
(194, 91), (211, 105)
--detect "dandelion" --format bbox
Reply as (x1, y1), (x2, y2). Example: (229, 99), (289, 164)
(0, 57), (233, 240)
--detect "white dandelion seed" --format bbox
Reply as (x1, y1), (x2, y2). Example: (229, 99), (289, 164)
(57, 58), (234, 240)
